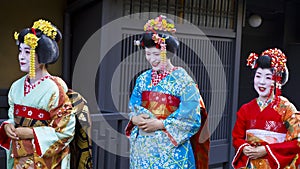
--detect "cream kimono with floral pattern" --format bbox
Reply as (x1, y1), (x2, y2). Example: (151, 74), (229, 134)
(0, 75), (75, 169)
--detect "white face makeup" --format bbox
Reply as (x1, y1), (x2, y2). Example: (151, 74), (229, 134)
(254, 67), (274, 101)
(145, 47), (162, 71)
(18, 43), (32, 72)
(18, 43), (40, 73)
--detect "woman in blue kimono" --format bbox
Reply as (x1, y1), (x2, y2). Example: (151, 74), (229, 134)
(125, 15), (209, 169)
(0, 19), (76, 169)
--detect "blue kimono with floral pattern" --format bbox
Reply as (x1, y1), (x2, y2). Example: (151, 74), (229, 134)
(126, 67), (202, 169)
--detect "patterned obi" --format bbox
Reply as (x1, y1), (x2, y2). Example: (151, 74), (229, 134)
(245, 119), (287, 145)
(12, 104), (51, 158)
(14, 104), (50, 127)
(141, 91), (180, 119)
(245, 120), (287, 169)
(246, 120), (287, 134)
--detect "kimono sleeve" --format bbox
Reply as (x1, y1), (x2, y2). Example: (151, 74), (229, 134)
(232, 106), (250, 169)
(162, 82), (201, 147)
(265, 99), (300, 168)
(125, 74), (152, 136)
(0, 84), (16, 150)
(128, 75), (144, 119)
(32, 80), (76, 157)
(128, 74), (155, 118)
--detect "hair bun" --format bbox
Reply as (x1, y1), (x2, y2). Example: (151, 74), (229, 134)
(36, 34), (59, 64)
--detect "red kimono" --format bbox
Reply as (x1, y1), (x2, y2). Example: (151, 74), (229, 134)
(232, 96), (300, 169)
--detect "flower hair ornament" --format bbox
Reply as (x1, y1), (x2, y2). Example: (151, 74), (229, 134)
(246, 48), (287, 104)
(134, 15), (176, 70)
(247, 48), (287, 74)
(14, 19), (58, 79)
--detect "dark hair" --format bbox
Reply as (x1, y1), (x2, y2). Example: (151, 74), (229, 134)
(140, 32), (179, 58)
(255, 55), (289, 85)
(256, 55), (272, 69)
(17, 25), (62, 64)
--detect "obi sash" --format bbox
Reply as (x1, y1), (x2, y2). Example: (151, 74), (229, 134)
(12, 104), (50, 158)
(14, 104), (50, 127)
(246, 119), (287, 135)
(141, 91), (180, 119)
(245, 127), (287, 169)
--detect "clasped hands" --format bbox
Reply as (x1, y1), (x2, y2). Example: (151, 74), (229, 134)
(131, 114), (164, 133)
(243, 145), (267, 159)
(4, 123), (34, 140)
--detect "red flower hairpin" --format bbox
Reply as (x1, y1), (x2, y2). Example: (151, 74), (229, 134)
(246, 48), (287, 74)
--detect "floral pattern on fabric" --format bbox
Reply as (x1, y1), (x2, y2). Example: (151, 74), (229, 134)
(127, 67), (201, 169)
(24, 75), (51, 96)
(232, 97), (300, 169)
(275, 97), (300, 141)
(0, 75), (76, 169)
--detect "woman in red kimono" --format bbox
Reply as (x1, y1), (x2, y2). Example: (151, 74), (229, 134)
(232, 48), (300, 169)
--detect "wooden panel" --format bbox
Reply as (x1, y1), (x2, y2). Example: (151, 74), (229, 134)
(91, 113), (130, 169)
(123, 0), (237, 29)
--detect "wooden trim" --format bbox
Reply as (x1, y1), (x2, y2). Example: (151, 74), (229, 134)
(229, 0), (244, 165)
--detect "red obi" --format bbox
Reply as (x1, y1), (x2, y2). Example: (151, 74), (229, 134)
(141, 91), (180, 119)
(14, 104), (50, 127)
(246, 119), (287, 134)
(12, 105), (50, 158)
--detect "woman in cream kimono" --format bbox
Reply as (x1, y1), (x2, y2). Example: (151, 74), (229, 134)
(0, 19), (76, 169)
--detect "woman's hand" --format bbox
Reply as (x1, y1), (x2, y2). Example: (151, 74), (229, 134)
(4, 123), (19, 140)
(131, 114), (164, 132)
(243, 145), (267, 159)
(139, 119), (164, 133)
(15, 127), (34, 139)
(132, 114), (150, 126)
(251, 146), (267, 159)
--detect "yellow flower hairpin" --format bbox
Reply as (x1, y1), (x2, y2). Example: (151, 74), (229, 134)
(24, 32), (39, 78)
(32, 19), (57, 40)
(13, 19), (58, 79)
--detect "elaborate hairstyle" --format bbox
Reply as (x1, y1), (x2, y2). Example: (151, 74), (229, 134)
(134, 15), (179, 70)
(246, 48), (288, 102)
(14, 19), (62, 78)
(254, 55), (289, 86)
(140, 32), (179, 57)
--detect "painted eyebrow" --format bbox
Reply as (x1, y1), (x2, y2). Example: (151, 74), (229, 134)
(256, 71), (272, 75)
(19, 47), (31, 50)
(145, 52), (160, 54)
